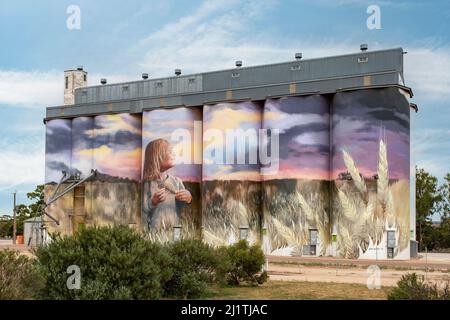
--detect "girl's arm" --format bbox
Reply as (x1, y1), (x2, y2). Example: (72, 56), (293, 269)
(142, 181), (156, 227)
(174, 178), (192, 205)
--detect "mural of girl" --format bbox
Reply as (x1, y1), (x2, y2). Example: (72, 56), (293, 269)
(142, 138), (192, 231)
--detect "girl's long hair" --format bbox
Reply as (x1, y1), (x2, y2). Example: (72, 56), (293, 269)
(143, 138), (170, 180)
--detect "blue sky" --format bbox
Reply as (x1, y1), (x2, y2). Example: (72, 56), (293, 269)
(0, 0), (449, 219)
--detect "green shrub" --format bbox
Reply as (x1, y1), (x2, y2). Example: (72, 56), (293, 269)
(217, 240), (267, 286)
(0, 250), (43, 300)
(388, 273), (450, 300)
(34, 226), (171, 300)
(163, 239), (218, 299)
(33, 227), (268, 300)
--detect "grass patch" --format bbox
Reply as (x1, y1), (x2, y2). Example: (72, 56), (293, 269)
(270, 261), (450, 273)
(207, 280), (389, 300)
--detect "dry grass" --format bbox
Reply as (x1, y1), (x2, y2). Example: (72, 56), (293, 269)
(335, 139), (410, 258)
(208, 280), (389, 300)
(264, 180), (332, 256)
(202, 180), (261, 247)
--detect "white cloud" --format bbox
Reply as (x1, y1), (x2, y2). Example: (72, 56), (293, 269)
(0, 136), (45, 191)
(0, 70), (63, 108)
(135, 0), (356, 76)
(0, 69), (138, 108)
(404, 47), (450, 100)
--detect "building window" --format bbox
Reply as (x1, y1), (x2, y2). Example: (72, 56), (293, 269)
(83, 74), (87, 82)
(65, 76), (69, 89)
(358, 56), (369, 63)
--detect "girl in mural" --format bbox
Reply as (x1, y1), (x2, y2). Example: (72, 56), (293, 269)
(142, 138), (192, 230)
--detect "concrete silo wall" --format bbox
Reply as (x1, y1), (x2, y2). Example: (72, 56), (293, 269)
(142, 107), (202, 241)
(44, 119), (73, 234)
(202, 102), (263, 246)
(43, 87), (413, 259)
(331, 88), (411, 259)
(262, 96), (332, 256)
(87, 114), (142, 229)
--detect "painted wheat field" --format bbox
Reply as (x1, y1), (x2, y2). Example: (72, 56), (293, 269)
(264, 139), (409, 259)
(202, 180), (262, 247)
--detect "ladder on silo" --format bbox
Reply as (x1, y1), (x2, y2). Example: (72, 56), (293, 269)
(41, 169), (98, 226)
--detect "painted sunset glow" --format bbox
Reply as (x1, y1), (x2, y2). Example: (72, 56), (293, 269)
(263, 96), (330, 181)
(64, 115), (143, 181)
(332, 89), (410, 180)
(202, 102), (262, 181)
(142, 107), (202, 182)
(92, 114), (142, 180)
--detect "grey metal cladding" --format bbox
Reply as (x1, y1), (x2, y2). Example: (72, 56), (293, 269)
(48, 48), (406, 120)
(74, 74), (203, 104)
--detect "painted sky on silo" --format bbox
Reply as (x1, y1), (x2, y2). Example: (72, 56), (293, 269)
(263, 96), (330, 181)
(71, 117), (94, 178)
(45, 119), (71, 184)
(203, 102), (262, 181)
(91, 114), (142, 180)
(332, 88), (410, 180)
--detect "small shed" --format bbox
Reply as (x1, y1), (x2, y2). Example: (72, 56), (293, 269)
(23, 216), (48, 247)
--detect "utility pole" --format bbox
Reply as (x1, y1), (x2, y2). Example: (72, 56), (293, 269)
(12, 191), (17, 245)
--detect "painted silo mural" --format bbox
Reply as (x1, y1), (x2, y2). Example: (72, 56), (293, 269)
(70, 117), (94, 232)
(331, 88), (410, 259)
(45, 119), (72, 184)
(71, 117), (94, 178)
(88, 114), (142, 228)
(43, 87), (413, 260)
(262, 96), (332, 256)
(44, 119), (73, 234)
(202, 102), (262, 246)
(142, 107), (202, 241)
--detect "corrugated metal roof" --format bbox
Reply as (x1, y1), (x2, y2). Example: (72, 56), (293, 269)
(46, 47), (408, 120)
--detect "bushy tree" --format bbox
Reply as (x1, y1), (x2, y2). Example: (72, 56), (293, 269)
(34, 226), (172, 300)
(163, 239), (219, 299)
(388, 273), (450, 300)
(216, 240), (267, 286)
(0, 250), (43, 299)
(416, 167), (442, 251)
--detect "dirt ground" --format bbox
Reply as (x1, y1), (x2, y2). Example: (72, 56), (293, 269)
(267, 263), (449, 287)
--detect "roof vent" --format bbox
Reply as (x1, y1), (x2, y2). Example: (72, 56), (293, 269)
(100, 78), (107, 85)
(235, 60), (242, 68)
(77, 66), (84, 71)
(360, 44), (368, 52)
(175, 69), (181, 76)
(295, 53), (302, 60)
(142, 73), (149, 80)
